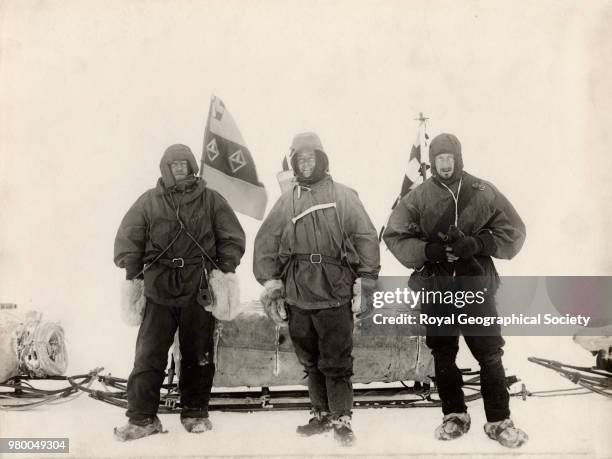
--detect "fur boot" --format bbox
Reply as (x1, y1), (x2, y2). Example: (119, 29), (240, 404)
(434, 412), (471, 440)
(114, 416), (165, 441)
(181, 417), (213, 433)
(484, 419), (528, 448)
(120, 279), (146, 327)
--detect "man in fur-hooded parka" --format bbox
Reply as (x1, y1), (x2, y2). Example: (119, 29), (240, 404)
(383, 133), (528, 447)
(113, 144), (245, 438)
(253, 132), (380, 445)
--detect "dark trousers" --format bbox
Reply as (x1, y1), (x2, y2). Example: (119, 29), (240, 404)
(426, 332), (510, 422)
(126, 301), (216, 422)
(287, 303), (354, 418)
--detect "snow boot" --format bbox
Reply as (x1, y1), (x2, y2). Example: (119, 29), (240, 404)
(434, 412), (471, 440)
(181, 417), (213, 433)
(484, 418), (528, 448)
(113, 416), (165, 442)
(296, 410), (333, 436)
(332, 415), (356, 447)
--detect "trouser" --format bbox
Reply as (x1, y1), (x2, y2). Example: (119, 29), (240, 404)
(126, 301), (216, 422)
(287, 303), (354, 418)
(425, 307), (510, 422)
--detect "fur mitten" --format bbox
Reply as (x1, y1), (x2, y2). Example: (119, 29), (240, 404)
(120, 278), (146, 326)
(208, 270), (240, 321)
(260, 279), (287, 326)
(352, 277), (377, 319)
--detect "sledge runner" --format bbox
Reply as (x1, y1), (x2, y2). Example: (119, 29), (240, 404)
(383, 133), (528, 448)
(253, 132), (380, 446)
(113, 144), (245, 440)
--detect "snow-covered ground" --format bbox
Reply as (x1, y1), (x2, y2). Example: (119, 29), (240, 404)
(2, 335), (610, 458)
(2, 1), (612, 457)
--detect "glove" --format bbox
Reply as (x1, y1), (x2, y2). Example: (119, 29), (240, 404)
(120, 278), (146, 326)
(260, 279), (287, 327)
(450, 236), (483, 259)
(425, 242), (448, 262)
(352, 277), (377, 320)
(208, 269), (240, 321)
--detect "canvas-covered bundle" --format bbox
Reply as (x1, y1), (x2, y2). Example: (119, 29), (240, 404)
(0, 311), (68, 383)
(174, 302), (433, 388)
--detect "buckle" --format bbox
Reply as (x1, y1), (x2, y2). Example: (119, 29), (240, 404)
(172, 258), (185, 268)
(309, 253), (322, 264)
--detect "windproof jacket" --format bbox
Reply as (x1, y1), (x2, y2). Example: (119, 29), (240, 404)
(254, 175), (380, 309)
(382, 171), (526, 293)
(114, 177), (245, 308)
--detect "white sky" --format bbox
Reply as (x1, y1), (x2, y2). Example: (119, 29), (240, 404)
(1, 1), (612, 370)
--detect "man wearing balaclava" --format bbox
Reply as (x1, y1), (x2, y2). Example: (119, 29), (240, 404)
(253, 132), (380, 446)
(383, 133), (528, 448)
(113, 144), (246, 440)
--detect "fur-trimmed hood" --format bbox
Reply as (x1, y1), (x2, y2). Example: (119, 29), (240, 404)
(159, 144), (200, 189)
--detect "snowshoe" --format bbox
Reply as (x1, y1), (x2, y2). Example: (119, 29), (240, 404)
(113, 416), (165, 442)
(434, 412), (471, 440)
(296, 410), (333, 436)
(332, 415), (356, 447)
(484, 418), (528, 448)
(181, 417), (213, 433)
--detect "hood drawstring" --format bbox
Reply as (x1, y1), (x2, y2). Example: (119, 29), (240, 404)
(438, 176), (463, 277)
(438, 176), (463, 227)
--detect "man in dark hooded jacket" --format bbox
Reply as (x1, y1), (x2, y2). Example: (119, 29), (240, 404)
(253, 132), (380, 447)
(383, 133), (528, 448)
(113, 144), (245, 440)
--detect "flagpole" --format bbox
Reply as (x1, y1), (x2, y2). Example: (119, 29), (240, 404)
(200, 94), (215, 177)
(414, 112), (429, 182)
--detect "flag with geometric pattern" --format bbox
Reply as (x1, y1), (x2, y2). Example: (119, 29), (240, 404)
(201, 95), (267, 220)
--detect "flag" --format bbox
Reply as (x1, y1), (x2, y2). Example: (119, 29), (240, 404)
(201, 95), (268, 220)
(379, 115), (430, 240)
(276, 153), (296, 194)
(399, 130), (427, 198)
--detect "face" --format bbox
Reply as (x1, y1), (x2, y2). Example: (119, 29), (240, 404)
(296, 149), (316, 178)
(435, 153), (455, 179)
(170, 160), (190, 181)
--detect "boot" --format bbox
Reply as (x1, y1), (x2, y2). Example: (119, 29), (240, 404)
(484, 418), (528, 448)
(296, 410), (333, 436)
(181, 417), (213, 433)
(434, 412), (471, 440)
(114, 416), (164, 442)
(332, 415), (356, 447)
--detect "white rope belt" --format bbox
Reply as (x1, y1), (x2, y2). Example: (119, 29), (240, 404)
(291, 202), (337, 224)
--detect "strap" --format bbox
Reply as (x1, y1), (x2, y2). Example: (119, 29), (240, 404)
(158, 257), (205, 268)
(134, 190), (219, 278)
(292, 253), (346, 267)
(169, 191), (220, 271)
(291, 202), (337, 224)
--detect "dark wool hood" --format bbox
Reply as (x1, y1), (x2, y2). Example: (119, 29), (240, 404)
(159, 144), (200, 188)
(429, 133), (464, 183)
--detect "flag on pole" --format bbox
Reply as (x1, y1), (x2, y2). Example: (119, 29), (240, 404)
(201, 95), (268, 220)
(379, 113), (430, 240)
(399, 129), (427, 197)
(276, 154), (296, 194)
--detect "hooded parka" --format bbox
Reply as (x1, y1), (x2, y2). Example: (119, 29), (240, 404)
(382, 134), (525, 293)
(253, 140), (380, 310)
(114, 144), (246, 307)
